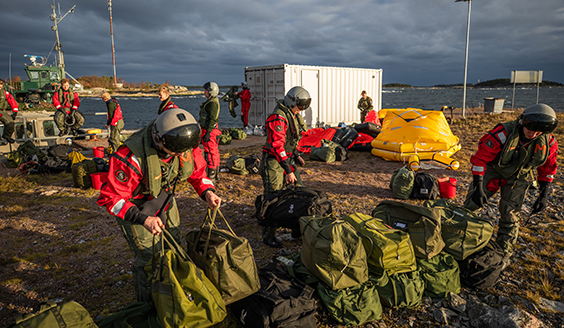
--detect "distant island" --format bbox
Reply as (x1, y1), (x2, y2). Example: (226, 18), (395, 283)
(384, 79), (563, 89)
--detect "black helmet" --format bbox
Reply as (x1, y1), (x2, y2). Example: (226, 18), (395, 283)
(284, 86), (311, 110)
(203, 81), (219, 97)
(153, 108), (201, 153)
(519, 104), (558, 133)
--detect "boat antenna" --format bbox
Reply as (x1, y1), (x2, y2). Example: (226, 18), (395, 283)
(108, 0), (118, 88)
(50, 1), (76, 80)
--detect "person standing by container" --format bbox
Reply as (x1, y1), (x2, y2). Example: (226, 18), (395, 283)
(0, 79), (18, 143)
(100, 92), (124, 154)
(464, 104), (558, 269)
(200, 81), (222, 183)
(357, 90), (373, 123)
(259, 86), (311, 248)
(97, 108), (220, 302)
(235, 81), (251, 128)
(157, 85), (178, 114)
(53, 78), (84, 136)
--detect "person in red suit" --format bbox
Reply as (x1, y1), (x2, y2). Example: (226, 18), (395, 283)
(235, 82), (251, 128)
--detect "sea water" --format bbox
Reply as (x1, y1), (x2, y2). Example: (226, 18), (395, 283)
(78, 87), (564, 130)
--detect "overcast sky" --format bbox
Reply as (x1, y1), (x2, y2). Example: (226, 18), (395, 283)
(1, 0), (563, 87)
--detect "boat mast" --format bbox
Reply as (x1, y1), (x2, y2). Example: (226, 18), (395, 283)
(50, 2), (76, 80)
(108, 0), (118, 88)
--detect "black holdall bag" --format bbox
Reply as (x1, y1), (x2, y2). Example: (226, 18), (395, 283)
(412, 172), (440, 200)
(255, 186), (332, 231)
(230, 261), (317, 328)
(458, 239), (505, 290)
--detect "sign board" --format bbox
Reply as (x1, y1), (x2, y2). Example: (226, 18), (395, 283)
(510, 70), (543, 83)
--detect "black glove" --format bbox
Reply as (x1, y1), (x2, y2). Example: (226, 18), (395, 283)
(531, 180), (550, 214)
(11, 112), (17, 120)
(471, 175), (488, 208)
(203, 131), (211, 143)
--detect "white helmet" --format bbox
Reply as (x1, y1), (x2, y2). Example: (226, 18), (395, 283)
(203, 81), (219, 97)
(153, 108), (201, 153)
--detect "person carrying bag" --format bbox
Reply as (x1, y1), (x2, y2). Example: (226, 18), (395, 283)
(186, 207), (260, 305)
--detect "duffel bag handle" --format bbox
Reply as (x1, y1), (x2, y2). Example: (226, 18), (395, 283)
(202, 207), (237, 260)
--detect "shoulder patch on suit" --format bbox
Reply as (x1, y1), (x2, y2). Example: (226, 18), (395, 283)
(485, 139), (494, 148)
(115, 170), (129, 183)
(275, 126), (283, 131)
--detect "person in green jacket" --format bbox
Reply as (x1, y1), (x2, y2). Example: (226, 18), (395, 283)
(259, 86), (310, 248)
(199, 81), (222, 183)
(100, 92), (124, 154)
(357, 90), (373, 123)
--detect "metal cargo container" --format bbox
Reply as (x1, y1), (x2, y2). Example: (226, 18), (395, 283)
(244, 64), (382, 127)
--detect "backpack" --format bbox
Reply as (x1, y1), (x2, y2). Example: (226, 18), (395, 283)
(424, 199), (493, 261)
(95, 301), (162, 328)
(374, 270), (425, 309)
(226, 155), (249, 175)
(72, 159), (98, 189)
(9, 301), (96, 328)
(458, 240), (505, 290)
(342, 213), (417, 275)
(230, 262), (317, 328)
(230, 128), (247, 140)
(218, 133), (232, 145)
(371, 200), (445, 260)
(255, 186), (332, 231)
(417, 252), (461, 298)
(244, 154), (261, 174)
(389, 166), (415, 199)
(300, 215), (369, 290)
(316, 276), (383, 326)
(412, 172), (440, 200)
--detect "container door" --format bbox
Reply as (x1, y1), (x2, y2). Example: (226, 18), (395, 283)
(301, 69), (319, 127)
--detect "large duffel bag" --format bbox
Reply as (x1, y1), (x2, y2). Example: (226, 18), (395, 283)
(354, 122), (381, 137)
(230, 262), (317, 328)
(424, 198), (493, 261)
(186, 209), (260, 305)
(372, 200), (444, 259)
(417, 252), (461, 298)
(71, 159), (98, 189)
(255, 186), (332, 231)
(96, 301), (162, 328)
(342, 213), (417, 275)
(374, 270), (425, 309)
(458, 240), (505, 290)
(226, 155), (249, 175)
(300, 215), (369, 290)
(389, 166), (415, 200)
(316, 276), (383, 326)
(338, 127), (359, 149)
(310, 139), (346, 163)
(9, 301), (96, 328)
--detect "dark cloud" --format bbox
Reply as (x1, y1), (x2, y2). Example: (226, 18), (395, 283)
(1, 0), (563, 87)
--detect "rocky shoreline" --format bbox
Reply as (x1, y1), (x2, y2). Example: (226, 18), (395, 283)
(77, 85), (204, 98)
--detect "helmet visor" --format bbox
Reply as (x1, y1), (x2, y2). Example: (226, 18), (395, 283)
(296, 98), (312, 111)
(522, 117), (558, 133)
(161, 124), (201, 153)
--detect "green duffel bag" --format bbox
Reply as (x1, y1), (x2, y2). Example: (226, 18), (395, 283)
(417, 252), (461, 299)
(96, 301), (162, 328)
(218, 133), (232, 145)
(389, 166), (415, 199)
(226, 155), (249, 175)
(316, 276), (383, 326)
(9, 301), (96, 328)
(300, 215), (369, 290)
(424, 198), (493, 261)
(230, 128), (247, 140)
(372, 200), (445, 259)
(310, 139), (340, 163)
(71, 159), (98, 189)
(186, 209), (260, 305)
(342, 213), (417, 275)
(374, 270), (425, 309)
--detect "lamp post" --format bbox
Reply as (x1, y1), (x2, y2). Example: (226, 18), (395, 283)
(456, 0), (472, 118)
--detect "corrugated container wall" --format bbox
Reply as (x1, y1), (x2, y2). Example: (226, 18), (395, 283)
(245, 64), (382, 127)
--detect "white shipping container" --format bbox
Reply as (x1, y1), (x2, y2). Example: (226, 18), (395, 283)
(244, 64), (382, 127)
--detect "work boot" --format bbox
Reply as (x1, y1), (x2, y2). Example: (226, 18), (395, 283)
(207, 168), (218, 184)
(263, 236), (283, 248)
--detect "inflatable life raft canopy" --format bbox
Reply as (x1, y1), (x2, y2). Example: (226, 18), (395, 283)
(371, 108), (461, 170)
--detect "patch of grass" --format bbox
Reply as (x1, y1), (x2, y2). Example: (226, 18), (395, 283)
(0, 176), (37, 192)
(69, 220), (89, 230)
(58, 243), (90, 256)
(2, 278), (23, 286)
